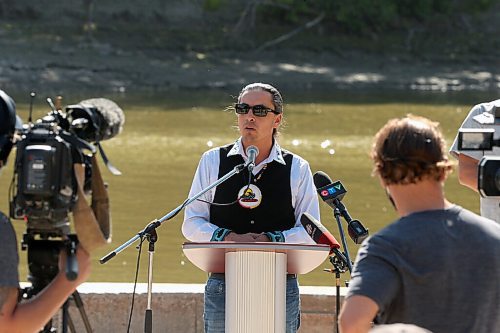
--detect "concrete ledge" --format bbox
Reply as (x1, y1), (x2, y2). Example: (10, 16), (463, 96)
(33, 283), (347, 332)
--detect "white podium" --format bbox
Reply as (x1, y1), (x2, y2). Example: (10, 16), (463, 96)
(182, 242), (329, 333)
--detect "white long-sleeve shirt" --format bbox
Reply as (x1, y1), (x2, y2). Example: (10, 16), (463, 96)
(182, 138), (320, 243)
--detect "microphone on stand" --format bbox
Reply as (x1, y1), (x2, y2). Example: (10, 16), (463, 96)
(245, 145), (259, 173)
(300, 213), (349, 270)
(300, 212), (340, 253)
(313, 171), (369, 244)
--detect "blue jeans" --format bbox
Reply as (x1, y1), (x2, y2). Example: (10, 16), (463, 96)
(204, 274), (300, 333)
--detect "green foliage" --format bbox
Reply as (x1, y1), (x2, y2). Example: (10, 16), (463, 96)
(203, 0), (227, 11)
(334, 0), (399, 33)
(331, 0), (464, 33)
(258, 0), (497, 34)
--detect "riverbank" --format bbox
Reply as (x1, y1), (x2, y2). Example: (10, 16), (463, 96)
(1, 44), (498, 96)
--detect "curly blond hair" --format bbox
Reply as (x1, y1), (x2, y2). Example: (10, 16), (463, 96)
(371, 115), (454, 185)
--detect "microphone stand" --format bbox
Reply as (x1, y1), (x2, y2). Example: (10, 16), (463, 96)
(144, 228), (157, 333)
(324, 248), (348, 333)
(333, 206), (353, 273)
(325, 206), (353, 333)
(100, 162), (247, 332)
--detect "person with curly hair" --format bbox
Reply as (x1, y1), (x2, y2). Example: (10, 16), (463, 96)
(338, 115), (500, 333)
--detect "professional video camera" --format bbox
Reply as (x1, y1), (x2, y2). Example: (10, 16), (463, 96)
(8, 94), (124, 297)
(9, 96), (124, 234)
(457, 106), (500, 197)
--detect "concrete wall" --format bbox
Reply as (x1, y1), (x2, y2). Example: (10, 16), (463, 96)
(57, 283), (347, 332)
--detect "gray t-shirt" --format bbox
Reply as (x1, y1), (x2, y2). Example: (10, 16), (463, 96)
(347, 205), (500, 333)
(0, 212), (19, 288)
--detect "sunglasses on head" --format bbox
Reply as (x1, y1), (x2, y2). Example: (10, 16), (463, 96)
(234, 103), (280, 117)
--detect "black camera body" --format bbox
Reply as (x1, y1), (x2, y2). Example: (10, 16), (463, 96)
(457, 105), (500, 197)
(10, 118), (78, 235)
(9, 97), (123, 238)
(478, 156), (500, 197)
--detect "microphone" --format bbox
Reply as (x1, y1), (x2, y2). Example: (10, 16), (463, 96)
(66, 98), (125, 175)
(313, 171), (369, 244)
(67, 98), (125, 142)
(245, 145), (259, 173)
(300, 212), (340, 253)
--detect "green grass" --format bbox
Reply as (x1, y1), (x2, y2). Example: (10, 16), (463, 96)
(0, 92), (482, 285)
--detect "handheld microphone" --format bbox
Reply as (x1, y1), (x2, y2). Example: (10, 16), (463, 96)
(313, 171), (369, 244)
(245, 145), (259, 173)
(300, 212), (340, 253)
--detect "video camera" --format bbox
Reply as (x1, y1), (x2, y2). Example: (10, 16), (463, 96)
(9, 96), (124, 236)
(6, 93), (123, 295)
(457, 106), (500, 197)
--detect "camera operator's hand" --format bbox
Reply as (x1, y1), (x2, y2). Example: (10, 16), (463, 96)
(0, 247), (91, 333)
(457, 153), (479, 192)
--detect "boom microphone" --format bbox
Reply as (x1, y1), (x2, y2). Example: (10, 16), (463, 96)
(66, 98), (125, 175)
(245, 145), (259, 173)
(67, 98), (125, 142)
(300, 212), (340, 253)
(313, 171), (369, 244)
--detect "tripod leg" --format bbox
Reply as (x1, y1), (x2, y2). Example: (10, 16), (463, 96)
(336, 273), (341, 333)
(41, 319), (56, 333)
(67, 312), (76, 333)
(62, 301), (69, 333)
(72, 291), (94, 333)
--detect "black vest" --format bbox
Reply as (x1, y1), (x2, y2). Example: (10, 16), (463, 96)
(210, 143), (296, 233)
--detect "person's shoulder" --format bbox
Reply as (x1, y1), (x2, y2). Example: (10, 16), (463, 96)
(0, 212), (14, 234)
(368, 218), (403, 243)
(0, 211), (17, 255)
(454, 205), (500, 233)
(368, 213), (430, 248)
(468, 99), (500, 117)
(475, 99), (500, 109)
(451, 203), (485, 221)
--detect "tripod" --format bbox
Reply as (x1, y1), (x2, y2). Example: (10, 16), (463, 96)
(21, 232), (93, 333)
(323, 248), (349, 333)
(323, 206), (354, 333)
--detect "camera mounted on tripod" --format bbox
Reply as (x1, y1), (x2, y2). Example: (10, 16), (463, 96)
(7, 93), (123, 287)
(0, 91), (123, 332)
(457, 105), (500, 197)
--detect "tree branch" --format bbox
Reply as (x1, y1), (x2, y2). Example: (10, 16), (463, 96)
(255, 12), (325, 52)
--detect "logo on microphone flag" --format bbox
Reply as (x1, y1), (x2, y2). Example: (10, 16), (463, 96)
(317, 181), (346, 201)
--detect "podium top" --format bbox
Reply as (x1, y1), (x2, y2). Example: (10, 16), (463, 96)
(182, 242), (330, 274)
